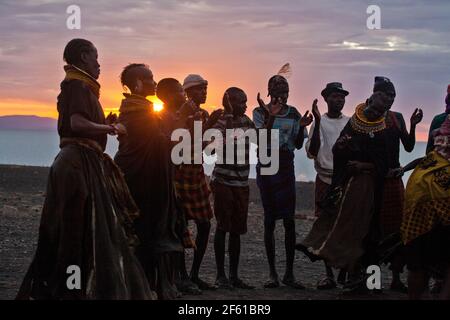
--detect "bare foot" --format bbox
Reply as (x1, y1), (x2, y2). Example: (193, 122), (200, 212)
(264, 274), (280, 288)
(215, 276), (233, 289)
(282, 275), (306, 290)
(191, 277), (217, 290)
(177, 279), (202, 295)
(230, 278), (255, 290)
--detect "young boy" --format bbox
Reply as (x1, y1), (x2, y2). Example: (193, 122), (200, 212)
(253, 75), (313, 289)
(211, 87), (255, 289)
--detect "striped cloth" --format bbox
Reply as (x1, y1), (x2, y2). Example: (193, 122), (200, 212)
(174, 164), (213, 221)
(211, 114), (255, 187)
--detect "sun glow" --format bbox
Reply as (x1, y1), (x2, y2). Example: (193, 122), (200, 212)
(153, 103), (163, 112)
(148, 96), (164, 113)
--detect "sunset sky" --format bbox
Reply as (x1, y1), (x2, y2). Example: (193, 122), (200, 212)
(1, 0), (450, 140)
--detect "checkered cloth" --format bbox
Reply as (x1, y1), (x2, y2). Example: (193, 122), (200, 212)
(401, 199), (450, 244)
(174, 164), (213, 221)
(380, 177), (405, 237)
(401, 152), (450, 244)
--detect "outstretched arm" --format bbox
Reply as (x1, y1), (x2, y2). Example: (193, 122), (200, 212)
(71, 113), (117, 135)
(403, 157), (424, 173)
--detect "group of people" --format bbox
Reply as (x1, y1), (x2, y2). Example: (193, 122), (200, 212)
(16, 38), (450, 300)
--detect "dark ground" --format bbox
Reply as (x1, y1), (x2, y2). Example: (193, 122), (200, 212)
(0, 165), (408, 300)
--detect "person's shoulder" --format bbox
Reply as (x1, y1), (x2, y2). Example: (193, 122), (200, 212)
(253, 106), (267, 117)
(390, 110), (405, 121)
(432, 112), (448, 122)
(63, 79), (89, 91)
(286, 105), (301, 118)
(287, 105), (300, 114)
(199, 107), (209, 115)
(241, 114), (255, 126)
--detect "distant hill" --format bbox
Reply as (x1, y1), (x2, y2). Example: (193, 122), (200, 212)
(0, 115), (56, 131)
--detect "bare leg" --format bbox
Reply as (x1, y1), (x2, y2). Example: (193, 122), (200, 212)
(190, 220), (215, 290)
(176, 251), (201, 295)
(229, 232), (254, 289)
(214, 228), (229, 287)
(263, 219), (279, 288)
(282, 218), (305, 289)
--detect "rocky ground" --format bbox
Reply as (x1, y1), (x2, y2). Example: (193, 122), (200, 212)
(0, 165), (408, 300)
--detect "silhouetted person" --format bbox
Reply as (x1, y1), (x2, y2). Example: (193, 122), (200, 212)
(16, 39), (154, 300)
(253, 75), (313, 289)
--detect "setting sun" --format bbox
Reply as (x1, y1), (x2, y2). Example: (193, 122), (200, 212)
(148, 96), (164, 113)
(153, 103), (163, 112)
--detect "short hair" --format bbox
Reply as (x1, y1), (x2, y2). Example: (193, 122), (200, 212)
(63, 38), (94, 65)
(120, 63), (148, 90)
(267, 75), (289, 97)
(156, 78), (181, 103)
(222, 87), (245, 107)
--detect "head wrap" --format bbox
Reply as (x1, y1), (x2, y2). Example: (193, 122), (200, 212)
(373, 76), (396, 96)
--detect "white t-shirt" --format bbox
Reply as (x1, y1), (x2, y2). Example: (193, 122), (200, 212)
(305, 113), (350, 185)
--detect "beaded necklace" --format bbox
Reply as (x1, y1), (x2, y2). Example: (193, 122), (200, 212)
(350, 103), (386, 138)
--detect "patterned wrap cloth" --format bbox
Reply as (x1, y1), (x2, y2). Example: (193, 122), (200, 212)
(401, 115), (450, 244)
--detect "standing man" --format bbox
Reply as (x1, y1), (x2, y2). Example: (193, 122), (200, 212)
(114, 64), (184, 300)
(373, 76), (423, 293)
(156, 78), (199, 295)
(211, 87), (255, 289)
(298, 92), (390, 293)
(253, 75), (313, 289)
(174, 74), (221, 291)
(305, 82), (350, 289)
(17, 40), (154, 300)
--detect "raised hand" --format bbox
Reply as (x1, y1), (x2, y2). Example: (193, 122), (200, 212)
(112, 123), (127, 135)
(299, 110), (313, 127)
(105, 112), (118, 125)
(410, 108), (423, 126)
(311, 99), (321, 122)
(205, 109), (224, 129)
(257, 92), (266, 109)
